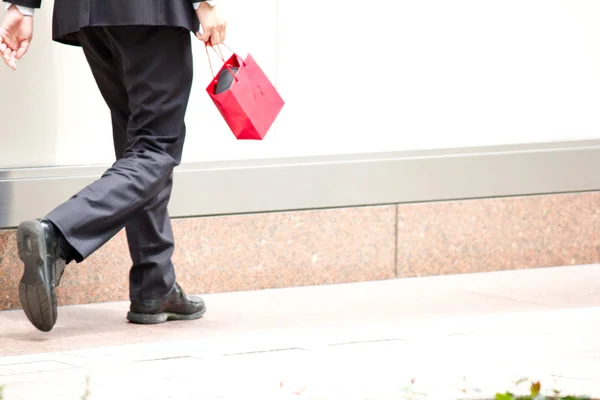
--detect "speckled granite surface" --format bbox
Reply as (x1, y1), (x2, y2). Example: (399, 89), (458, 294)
(396, 192), (600, 277)
(0, 192), (598, 311)
(0, 205), (396, 310)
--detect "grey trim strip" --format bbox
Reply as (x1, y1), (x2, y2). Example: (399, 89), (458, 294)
(2, 140), (600, 228)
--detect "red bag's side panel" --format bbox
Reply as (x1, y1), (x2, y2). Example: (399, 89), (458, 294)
(205, 53), (254, 139)
(227, 54), (285, 139)
(208, 90), (256, 139)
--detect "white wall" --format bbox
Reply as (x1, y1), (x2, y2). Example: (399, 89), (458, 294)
(1, 0), (600, 168)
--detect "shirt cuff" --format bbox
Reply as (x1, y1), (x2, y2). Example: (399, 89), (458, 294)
(4, 3), (35, 16)
(193, 1), (218, 9)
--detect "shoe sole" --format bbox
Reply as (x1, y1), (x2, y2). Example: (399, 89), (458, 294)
(17, 220), (57, 332)
(126, 307), (206, 325)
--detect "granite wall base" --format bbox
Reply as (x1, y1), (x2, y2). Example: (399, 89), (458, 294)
(1, 192), (598, 311)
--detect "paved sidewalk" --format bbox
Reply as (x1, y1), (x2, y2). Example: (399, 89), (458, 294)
(1, 265), (600, 399)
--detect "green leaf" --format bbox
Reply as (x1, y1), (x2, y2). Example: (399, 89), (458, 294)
(496, 393), (516, 400)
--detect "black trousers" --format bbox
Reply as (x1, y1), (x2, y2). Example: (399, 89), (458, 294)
(46, 26), (194, 300)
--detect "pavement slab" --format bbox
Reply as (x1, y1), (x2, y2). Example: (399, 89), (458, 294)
(1, 265), (600, 399)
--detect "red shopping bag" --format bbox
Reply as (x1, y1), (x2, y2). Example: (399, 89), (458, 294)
(205, 44), (285, 140)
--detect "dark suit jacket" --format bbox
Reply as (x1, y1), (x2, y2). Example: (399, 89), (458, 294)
(5, 0), (199, 46)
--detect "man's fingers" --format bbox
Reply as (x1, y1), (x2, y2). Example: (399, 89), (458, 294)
(196, 26), (212, 43)
(204, 24), (226, 46)
(3, 46), (11, 63)
(211, 25), (225, 45)
(219, 24), (226, 43)
(210, 30), (222, 46)
(196, 31), (210, 43)
(2, 49), (16, 70)
(216, 22), (227, 45)
(196, 31), (207, 42)
(0, 27), (18, 51)
(197, 23), (227, 46)
(4, 48), (16, 69)
(15, 39), (29, 59)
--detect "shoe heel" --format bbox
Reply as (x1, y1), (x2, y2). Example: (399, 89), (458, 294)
(127, 312), (168, 325)
(17, 220), (46, 286)
(19, 283), (56, 332)
(17, 220), (56, 332)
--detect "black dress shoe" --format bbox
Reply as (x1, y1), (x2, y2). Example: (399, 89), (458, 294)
(16, 219), (66, 332)
(127, 282), (206, 324)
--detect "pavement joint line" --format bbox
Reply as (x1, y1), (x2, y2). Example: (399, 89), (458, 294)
(2, 304), (600, 365)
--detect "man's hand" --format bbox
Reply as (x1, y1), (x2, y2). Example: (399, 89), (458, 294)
(0, 5), (33, 70)
(195, 2), (226, 46)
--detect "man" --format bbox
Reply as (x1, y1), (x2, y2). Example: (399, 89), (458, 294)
(0, 0), (227, 332)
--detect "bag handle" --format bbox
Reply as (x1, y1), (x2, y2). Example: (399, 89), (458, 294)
(205, 42), (245, 83)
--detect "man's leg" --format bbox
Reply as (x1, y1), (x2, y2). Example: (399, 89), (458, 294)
(45, 26), (192, 263)
(17, 27), (132, 332)
(78, 28), (178, 302)
(17, 25), (204, 331)
(125, 177), (177, 301)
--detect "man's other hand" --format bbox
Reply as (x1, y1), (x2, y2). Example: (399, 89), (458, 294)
(0, 4), (33, 70)
(195, 2), (226, 46)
